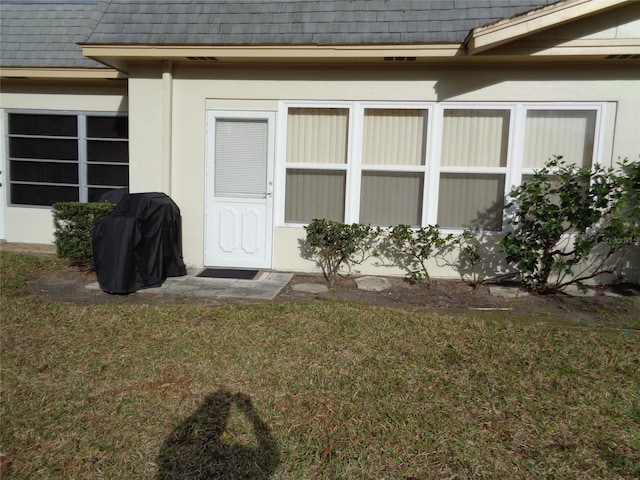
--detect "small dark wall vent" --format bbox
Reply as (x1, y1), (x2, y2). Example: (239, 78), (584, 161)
(383, 56), (417, 62)
(187, 56), (219, 61)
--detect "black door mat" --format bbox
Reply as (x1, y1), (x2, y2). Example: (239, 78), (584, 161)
(197, 268), (259, 280)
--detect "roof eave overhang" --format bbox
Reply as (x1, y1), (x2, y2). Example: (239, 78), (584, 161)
(466, 0), (631, 55)
(81, 43), (465, 71)
(0, 67), (126, 80)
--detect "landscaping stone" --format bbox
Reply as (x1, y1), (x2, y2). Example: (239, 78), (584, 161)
(488, 285), (530, 299)
(355, 276), (392, 292)
(291, 283), (329, 294)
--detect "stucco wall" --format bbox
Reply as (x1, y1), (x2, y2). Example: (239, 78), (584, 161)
(0, 81), (127, 244)
(132, 63), (639, 280)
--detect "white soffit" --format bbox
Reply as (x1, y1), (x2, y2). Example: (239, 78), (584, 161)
(466, 0), (632, 55)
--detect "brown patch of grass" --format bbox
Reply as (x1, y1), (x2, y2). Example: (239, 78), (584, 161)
(1, 252), (639, 479)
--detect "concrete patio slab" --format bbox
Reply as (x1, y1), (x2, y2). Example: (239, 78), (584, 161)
(85, 271), (293, 300)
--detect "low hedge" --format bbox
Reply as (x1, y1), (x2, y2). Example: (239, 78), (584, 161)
(52, 202), (116, 268)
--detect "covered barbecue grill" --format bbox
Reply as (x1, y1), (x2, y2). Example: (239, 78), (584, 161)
(92, 192), (187, 294)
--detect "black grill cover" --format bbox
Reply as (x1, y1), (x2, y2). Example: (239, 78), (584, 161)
(92, 193), (187, 294)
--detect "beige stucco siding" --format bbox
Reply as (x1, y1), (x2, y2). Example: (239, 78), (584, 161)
(0, 82), (127, 244)
(125, 63), (640, 277)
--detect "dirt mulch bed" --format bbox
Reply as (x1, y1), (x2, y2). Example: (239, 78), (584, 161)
(3, 243), (638, 327)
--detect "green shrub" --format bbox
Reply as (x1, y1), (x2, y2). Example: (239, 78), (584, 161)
(303, 219), (381, 286)
(500, 157), (639, 293)
(52, 202), (116, 268)
(382, 224), (456, 286)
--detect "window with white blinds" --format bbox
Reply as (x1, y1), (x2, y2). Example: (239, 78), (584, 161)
(523, 110), (596, 169)
(280, 102), (603, 231)
(438, 109), (510, 230)
(360, 172), (424, 226)
(441, 109), (509, 168)
(362, 109), (426, 166)
(215, 119), (268, 197)
(286, 108), (348, 164)
(285, 169), (346, 223)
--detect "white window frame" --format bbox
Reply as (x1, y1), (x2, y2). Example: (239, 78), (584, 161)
(277, 101), (434, 226)
(432, 102), (516, 232)
(5, 109), (129, 207)
(277, 101), (606, 232)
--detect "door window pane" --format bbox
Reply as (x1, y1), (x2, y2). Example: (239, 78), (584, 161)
(287, 108), (348, 164)
(362, 109), (427, 166)
(524, 110), (596, 168)
(215, 119), (268, 197)
(438, 173), (505, 230)
(442, 109), (509, 167)
(285, 169), (345, 223)
(360, 171), (423, 226)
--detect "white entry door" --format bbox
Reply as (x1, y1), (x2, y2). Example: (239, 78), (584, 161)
(205, 111), (275, 269)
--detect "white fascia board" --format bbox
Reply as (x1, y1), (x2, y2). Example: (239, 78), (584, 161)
(466, 0), (631, 55)
(81, 44), (463, 71)
(0, 67), (125, 80)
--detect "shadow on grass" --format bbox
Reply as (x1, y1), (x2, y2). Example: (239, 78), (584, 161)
(156, 390), (280, 480)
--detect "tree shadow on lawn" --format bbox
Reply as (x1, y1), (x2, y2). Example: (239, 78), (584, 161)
(156, 390), (280, 480)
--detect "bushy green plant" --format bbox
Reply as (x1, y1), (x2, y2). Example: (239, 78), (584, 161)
(303, 219), (381, 286)
(501, 157), (639, 293)
(383, 224), (456, 286)
(52, 202), (116, 268)
(457, 230), (484, 288)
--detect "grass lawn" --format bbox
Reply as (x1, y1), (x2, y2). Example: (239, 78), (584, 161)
(1, 252), (639, 479)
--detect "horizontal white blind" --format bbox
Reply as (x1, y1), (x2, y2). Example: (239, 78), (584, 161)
(215, 119), (267, 197)
(287, 108), (348, 164)
(362, 109), (427, 166)
(285, 169), (345, 223)
(360, 172), (423, 226)
(438, 173), (505, 230)
(524, 110), (596, 168)
(441, 109), (509, 167)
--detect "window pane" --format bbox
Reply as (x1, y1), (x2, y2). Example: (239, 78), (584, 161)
(10, 184), (78, 206)
(87, 140), (129, 163)
(438, 173), (505, 230)
(285, 169), (345, 223)
(87, 116), (128, 139)
(360, 172), (423, 226)
(8, 113), (76, 136)
(10, 161), (78, 184)
(362, 109), (427, 166)
(524, 110), (596, 168)
(88, 188), (125, 203)
(442, 109), (509, 167)
(215, 119), (267, 197)
(286, 108), (348, 164)
(9, 137), (78, 160)
(88, 165), (129, 186)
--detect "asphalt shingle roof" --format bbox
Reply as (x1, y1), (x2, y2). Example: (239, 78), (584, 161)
(0, 0), (107, 68)
(86, 0), (553, 45)
(1, 0), (554, 68)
